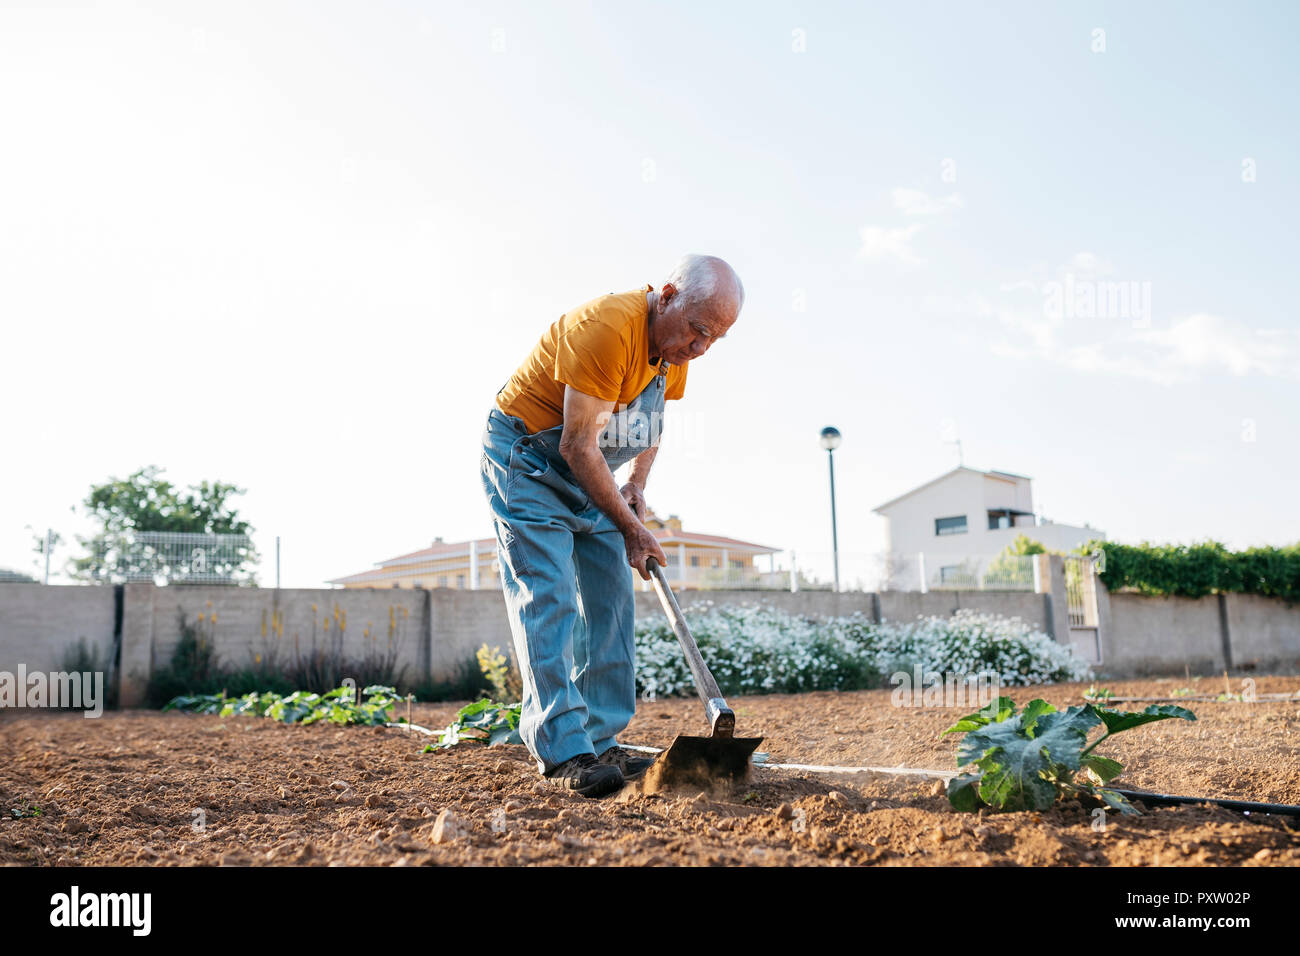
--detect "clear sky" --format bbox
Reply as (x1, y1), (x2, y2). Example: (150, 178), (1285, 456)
(2, 0), (1297, 587)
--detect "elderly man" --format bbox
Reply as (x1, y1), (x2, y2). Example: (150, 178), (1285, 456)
(479, 255), (744, 797)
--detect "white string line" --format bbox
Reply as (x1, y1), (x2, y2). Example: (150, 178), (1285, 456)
(618, 742), (956, 779)
(385, 721), (438, 736)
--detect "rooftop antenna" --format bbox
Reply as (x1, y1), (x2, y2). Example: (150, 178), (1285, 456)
(946, 437), (964, 466)
(940, 419), (964, 466)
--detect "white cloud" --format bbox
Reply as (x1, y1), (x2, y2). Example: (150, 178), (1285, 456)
(987, 302), (1297, 385)
(971, 255), (1300, 385)
(858, 223), (925, 265)
(891, 187), (963, 216)
(1133, 313), (1296, 379)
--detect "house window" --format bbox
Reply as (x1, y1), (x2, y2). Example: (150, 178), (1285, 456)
(988, 510), (1022, 530)
(690, 555), (700, 567)
(665, 553), (680, 567)
(935, 515), (967, 536)
(711, 557), (720, 568)
(438, 576), (448, 587)
(729, 559), (745, 570)
(456, 574), (466, 589)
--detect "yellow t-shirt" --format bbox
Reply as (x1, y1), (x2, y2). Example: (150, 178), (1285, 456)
(495, 284), (688, 434)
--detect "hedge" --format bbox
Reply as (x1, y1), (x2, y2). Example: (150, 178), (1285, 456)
(1092, 540), (1300, 604)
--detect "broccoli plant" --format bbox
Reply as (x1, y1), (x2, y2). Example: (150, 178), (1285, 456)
(943, 696), (1195, 815)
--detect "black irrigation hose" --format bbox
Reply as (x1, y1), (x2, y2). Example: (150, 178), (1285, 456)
(1109, 788), (1300, 818)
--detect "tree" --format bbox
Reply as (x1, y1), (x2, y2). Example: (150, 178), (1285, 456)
(70, 465), (260, 585)
(984, 534), (1048, 588)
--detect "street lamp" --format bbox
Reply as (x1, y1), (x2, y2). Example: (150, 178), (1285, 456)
(819, 426), (841, 592)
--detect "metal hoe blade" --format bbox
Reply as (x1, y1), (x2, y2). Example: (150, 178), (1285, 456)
(653, 734), (764, 789)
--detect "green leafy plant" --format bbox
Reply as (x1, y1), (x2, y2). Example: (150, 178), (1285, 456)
(423, 699), (521, 750)
(984, 535), (1048, 588)
(164, 684), (404, 726)
(9, 805), (41, 819)
(1090, 539), (1300, 604)
(944, 696), (1196, 815)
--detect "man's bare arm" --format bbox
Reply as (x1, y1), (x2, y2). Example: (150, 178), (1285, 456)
(623, 445), (658, 520)
(558, 386), (668, 579)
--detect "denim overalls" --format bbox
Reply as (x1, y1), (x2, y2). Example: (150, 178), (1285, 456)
(480, 367), (667, 773)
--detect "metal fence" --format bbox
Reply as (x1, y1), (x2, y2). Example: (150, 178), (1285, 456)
(3, 530), (261, 586)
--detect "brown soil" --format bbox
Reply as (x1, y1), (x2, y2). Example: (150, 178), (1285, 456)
(2, 676), (1299, 866)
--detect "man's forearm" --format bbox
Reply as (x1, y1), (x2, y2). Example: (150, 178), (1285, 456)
(563, 444), (640, 536)
(626, 444), (659, 490)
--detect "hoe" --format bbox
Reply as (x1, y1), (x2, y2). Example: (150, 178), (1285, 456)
(645, 557), (763, 788)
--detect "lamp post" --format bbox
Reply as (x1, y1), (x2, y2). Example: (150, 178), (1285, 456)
(819, 426), (841, 592)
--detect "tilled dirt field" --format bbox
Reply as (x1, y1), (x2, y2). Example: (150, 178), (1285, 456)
(2, 677), (1299, 866)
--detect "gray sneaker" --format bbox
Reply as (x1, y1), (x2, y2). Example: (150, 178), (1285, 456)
(597, 746), (656, 781)
(543, 752), (624, 798)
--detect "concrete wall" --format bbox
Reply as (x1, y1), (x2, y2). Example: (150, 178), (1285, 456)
(877, 589), (1050, 632)
(1101, 592), (1228, 676)
(0, 584), (117, 674)
(1223, 593), (1300, 671)
(1097, 590), (1300, 677)
(6, 580), (1300, 705)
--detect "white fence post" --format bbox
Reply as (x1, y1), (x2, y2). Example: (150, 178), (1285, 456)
(790, 550), (799, 593)
(918, 552), (928, 594)
(469, 540), (479, 590)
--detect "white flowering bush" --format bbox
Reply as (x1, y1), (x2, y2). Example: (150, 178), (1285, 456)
(633, 605), (1090, 699)
(864, 609), (1093, 687)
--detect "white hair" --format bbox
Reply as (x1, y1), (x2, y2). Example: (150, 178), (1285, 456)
(665, 254), (743, 315)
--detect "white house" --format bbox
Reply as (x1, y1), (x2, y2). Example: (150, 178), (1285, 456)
(872, 467), (1103, 589)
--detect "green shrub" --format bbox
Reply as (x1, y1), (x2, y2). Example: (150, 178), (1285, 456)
(1094, 539), (1300, 603)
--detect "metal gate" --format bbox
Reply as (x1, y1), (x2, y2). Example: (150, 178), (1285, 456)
(1064, 555), (1102, 663)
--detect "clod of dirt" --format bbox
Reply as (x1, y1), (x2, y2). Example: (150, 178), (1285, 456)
(828, 791), (848, 807)
(774, 803), (795, 820)
(431, 809), (468, 844)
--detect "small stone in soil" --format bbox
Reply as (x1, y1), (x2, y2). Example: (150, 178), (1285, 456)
(431, 809), (468, 844)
